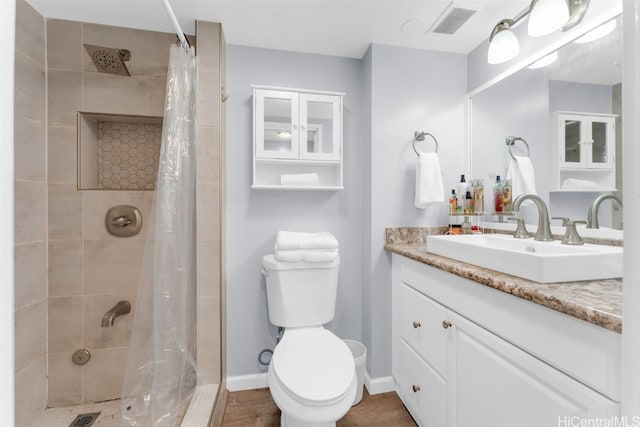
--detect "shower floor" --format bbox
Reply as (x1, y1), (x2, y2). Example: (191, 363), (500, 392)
(32, 399), (122, 427)
(30, 383), (219, 427)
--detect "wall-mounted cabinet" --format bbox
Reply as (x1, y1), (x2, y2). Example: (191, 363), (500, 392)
(550, 112), (617, 192)
(252, 85), (344, 190)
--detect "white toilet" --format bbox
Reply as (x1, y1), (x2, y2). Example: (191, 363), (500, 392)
(262, 254), (357, 427)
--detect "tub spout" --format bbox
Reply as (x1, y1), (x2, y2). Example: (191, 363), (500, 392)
(101, 301), (131, 327)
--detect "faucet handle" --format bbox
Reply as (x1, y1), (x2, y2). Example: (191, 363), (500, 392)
(552, 216), (570, 226)
(562, 220), (586, 245)
(507, 217), (529, 239)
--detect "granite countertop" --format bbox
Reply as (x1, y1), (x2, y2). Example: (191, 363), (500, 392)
(385, 228), (622, 333)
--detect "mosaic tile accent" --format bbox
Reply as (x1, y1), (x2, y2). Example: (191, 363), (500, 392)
(97, 122), (161, 190)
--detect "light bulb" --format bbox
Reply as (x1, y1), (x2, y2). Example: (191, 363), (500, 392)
(528, 0), (570, 37)
(488, 27), (520, 64)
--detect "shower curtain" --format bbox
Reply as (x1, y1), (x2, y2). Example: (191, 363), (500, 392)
(121, 44), (198, 427)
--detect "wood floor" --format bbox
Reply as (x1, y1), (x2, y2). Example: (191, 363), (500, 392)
(220, 387), (417, 426)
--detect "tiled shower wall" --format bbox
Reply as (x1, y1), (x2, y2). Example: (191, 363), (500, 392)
(46, 18), (224, 406)
(14, 0), (47, 424)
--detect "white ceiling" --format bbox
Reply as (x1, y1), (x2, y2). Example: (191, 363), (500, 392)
(27, 0), (530, 58)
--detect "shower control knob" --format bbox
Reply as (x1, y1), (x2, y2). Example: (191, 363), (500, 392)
(442, 320), (452, 329)
(412, 385), (421, 393)
(412, 321), (421, 329)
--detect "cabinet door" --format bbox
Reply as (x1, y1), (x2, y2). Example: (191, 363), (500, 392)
(299, 93), (341, 161)
(399, 340), (447, 427)
(255, 89), (299, 159)
(559, 114), (587, 168)
(587, 117), (615, 169)
(401, 283), (449, 378)
(449, 312), (618, 427)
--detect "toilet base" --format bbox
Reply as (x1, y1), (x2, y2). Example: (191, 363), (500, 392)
(281, 413), (335, 427)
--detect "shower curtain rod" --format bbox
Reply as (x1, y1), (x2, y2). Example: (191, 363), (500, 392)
(162, 0), (190, 48)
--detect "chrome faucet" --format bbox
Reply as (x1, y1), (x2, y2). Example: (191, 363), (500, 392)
(101, 301), (131, 327)
(586, 194), (622, 229)
(512, 194), (553, 241)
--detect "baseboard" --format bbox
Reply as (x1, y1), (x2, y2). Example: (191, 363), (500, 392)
(226, 373), (269, 391)
(226, 371), (396, 395)
(364, 371), (396, 395)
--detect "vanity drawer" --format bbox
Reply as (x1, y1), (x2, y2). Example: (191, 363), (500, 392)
(399, 339), (446, 427)
(401, 282), (449, 378)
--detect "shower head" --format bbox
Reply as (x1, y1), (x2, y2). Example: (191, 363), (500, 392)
(83, 44), (131, 76)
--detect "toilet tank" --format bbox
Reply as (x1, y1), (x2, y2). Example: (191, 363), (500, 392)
(262, 255), (340, 328)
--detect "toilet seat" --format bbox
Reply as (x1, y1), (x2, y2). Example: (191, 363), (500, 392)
(271, 327), (355, 407)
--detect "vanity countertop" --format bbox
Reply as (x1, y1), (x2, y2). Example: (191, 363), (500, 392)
(385, 235), (622, 333)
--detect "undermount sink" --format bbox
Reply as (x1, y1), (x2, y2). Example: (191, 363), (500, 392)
(426, 234), (622, 283)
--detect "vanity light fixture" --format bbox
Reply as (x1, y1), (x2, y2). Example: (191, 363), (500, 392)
(528, 0), (569, 37)
(487, 0), (590, 64)
(276, 131), (292, 139)
(573, 19), (616, 44)
(526, 51), (558, 69)
(488, 19), (520, 64)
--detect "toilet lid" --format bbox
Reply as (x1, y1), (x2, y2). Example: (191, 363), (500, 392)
(272, 328), (355, 404)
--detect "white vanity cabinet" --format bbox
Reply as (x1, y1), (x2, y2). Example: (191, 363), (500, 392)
(391, 254), (621, 427)
(549, 112), (617, 191)
(252, 86), (344, 190)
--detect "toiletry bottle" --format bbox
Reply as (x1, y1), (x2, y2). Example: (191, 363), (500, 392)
(493, 175), (503, 214)
(465, 190), (474, 214)
(449, 189), (458, 214)
(473, 179), (484, 214)
(502, 179), (513, 213)
(457, 174), (468, 205)
(461, 216), (472, 234)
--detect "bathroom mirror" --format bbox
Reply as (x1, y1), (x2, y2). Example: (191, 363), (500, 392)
(469, 14), (622, 231)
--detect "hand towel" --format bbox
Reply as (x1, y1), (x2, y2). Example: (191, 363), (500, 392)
(275, 231), (339, 251)
(274, 249), (339, 263)
(414, 153), (444, 209)
(506, 155), (537, 201)
(561, 178), (600, 190)
(280, 173), (320, 186)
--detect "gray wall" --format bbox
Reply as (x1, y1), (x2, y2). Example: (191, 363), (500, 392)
(226, 45), (365, 377)
(364, 44), (467, 377)
(226, 43), (467, 380)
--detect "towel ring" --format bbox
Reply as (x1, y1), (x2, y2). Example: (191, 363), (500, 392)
(505, 136), (530, 160)
(413, 131), (439, 156)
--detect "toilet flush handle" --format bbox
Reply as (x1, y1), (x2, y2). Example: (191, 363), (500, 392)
(261, 267), (269, 278)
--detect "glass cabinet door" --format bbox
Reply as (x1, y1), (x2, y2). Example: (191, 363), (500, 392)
(255, 89), (299, 159)
(561, 116), (584, 168)
(589, 119), (614, 168)
(299, 93), (341, 161)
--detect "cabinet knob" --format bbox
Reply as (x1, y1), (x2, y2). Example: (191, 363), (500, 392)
(412, 385), (421, 393)
(442, 320), (452, 329)
(412, 321), (421, 329)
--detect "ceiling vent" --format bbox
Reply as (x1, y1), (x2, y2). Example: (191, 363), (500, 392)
(431, 7), (477, 35)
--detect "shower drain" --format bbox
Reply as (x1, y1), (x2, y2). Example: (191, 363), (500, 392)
(68, 412), (100, 427)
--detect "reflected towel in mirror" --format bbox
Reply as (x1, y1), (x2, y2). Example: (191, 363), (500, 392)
(507, 155), (537, 201)
(414, 153), (444, 209)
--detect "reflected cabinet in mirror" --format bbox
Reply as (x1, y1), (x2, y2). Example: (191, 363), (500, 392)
(469, 14), (622, 231)
(252, 86), (344, 190)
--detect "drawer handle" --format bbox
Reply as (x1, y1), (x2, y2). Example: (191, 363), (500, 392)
(412, 385), (421, 393)
(412, 321), (421, 329)
(442, 320), (452, 329)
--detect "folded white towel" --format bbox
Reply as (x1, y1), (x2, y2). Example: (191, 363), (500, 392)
(414, 153), (444, 209)
(561, 178), (600, 190)
(274, 249), (339, 263)
(275, 231), (339, 251)
(506, 155), (537, 201)
(281, 173), (319, 186)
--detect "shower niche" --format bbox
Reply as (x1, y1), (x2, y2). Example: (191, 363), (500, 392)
(78, 112), (163, 190)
